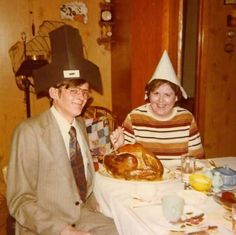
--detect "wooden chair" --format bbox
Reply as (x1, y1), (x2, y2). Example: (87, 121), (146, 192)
(82, 106), (118, 169)
(82, 105), (118, 131)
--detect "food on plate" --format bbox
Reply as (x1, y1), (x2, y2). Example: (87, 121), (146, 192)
(103, 143), (164, 180)
(214, 191), (236, 210)
(221, 191), (236, 204)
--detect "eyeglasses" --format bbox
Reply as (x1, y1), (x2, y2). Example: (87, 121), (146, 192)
(65, 87), (90, 99)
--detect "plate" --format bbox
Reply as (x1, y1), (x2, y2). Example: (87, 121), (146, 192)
(213, 191), (236, 211)
(163, 159), (207, 174)
(223, 211), (232, 221)
(157, 205), (207, 233)
(98, 165), (177, 184)
(176, 190), (208, 206)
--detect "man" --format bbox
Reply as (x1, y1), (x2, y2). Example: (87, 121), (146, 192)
(7, 78), (118, 235)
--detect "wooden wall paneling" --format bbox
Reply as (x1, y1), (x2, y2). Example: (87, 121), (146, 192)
(0, 0), (31, 166)
(195, 0), (206, 140)
(131, 0), (164, 108)
(111, 0), (182, 124)
(111, 0), (132, 125)
(166, 0), (182, 68)
(0, 0), (111, 165)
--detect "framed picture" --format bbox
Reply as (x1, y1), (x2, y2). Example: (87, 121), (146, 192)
(225, 0), (236, 4)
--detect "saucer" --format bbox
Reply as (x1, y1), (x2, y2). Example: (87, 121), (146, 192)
(157, 205), (207, 233)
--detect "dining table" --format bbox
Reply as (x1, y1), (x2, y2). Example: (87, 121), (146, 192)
(94, 156), (236, 235)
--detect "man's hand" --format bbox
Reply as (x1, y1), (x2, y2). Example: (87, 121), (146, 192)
(61, 225), (91, 235)
(110, 126), (124, 149)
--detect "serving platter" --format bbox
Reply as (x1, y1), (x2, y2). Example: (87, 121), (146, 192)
(98, 164), (178, 184)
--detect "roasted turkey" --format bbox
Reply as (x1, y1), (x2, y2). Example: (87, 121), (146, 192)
(103, 143), (164, 181)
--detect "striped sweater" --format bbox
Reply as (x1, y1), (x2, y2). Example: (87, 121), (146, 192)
(122, 104), (205, 159)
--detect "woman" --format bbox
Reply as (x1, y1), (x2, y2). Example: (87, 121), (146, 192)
(111, 51), (204, 159)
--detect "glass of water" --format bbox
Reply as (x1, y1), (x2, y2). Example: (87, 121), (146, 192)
(181, 155), (196, 189)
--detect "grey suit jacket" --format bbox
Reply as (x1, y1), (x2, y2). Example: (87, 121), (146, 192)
(7, 109), (95, 235)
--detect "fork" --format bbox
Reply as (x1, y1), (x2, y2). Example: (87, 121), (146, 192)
(208, 159), (217, 168)
(170, 225), (218, 234)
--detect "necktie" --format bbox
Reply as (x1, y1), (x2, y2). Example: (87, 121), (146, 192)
(69, 126), (87, 202)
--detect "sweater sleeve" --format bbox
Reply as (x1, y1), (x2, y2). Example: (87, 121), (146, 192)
(188, 116), (205, 159)
(122, 113), (136, 144)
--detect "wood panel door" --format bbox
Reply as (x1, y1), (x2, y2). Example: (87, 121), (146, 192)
(196, 0), (236, 156)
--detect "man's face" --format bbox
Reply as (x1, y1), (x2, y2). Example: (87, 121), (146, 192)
(50, 82), (89, 123)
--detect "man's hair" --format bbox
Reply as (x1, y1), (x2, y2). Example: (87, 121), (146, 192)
(53, 78), (89, 89)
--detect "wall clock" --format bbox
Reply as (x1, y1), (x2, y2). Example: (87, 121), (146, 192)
(101, 10), (112, 22)
(97, 1), (114, 47)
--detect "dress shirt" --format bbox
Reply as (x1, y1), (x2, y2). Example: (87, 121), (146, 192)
(50, 106), (88, 177)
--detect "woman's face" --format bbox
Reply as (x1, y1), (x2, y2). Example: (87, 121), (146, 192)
(149, 83), (177, 117)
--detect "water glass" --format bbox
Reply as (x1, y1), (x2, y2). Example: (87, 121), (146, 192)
(161, 194), (185, 222)
(181, 155), (196, 187)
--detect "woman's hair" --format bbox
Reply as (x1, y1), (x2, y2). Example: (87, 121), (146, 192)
(145, 79), (182, 101)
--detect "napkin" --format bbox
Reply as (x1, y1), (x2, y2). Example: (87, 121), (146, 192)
(129, 196), (161, 208)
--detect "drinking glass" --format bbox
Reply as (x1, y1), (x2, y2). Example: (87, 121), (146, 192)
(161, 194), (184, 222)
(181, 155), (196, 189)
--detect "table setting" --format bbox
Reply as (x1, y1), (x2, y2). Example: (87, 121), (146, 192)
(93, 144), (236, 235)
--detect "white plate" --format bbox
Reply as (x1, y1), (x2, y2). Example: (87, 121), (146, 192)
(162, 159), (207, 174)
(156, 205), (207, 233)
(98, 164), (178, 184)
(176, 190), (208, 206)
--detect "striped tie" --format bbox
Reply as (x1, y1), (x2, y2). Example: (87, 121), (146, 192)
(69, 126), (87, 202)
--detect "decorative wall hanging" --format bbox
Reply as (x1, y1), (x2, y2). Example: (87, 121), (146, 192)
(97, 0), (114, 48)
(60, 1), (88, 24)
(8, 21), (65, 117)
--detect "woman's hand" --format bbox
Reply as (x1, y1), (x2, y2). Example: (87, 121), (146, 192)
(110, 126), (124, 149)
(61, 225), (91, 235)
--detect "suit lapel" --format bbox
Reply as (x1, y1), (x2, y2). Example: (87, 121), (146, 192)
(41, 111), (74, 182)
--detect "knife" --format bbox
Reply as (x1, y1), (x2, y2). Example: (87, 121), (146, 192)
(186, 225), (218, 234)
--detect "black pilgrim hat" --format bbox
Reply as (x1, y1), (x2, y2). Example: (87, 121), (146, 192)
(33, 24), (102, 95)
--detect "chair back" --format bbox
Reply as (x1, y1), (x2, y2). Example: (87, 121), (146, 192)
(82, 105), (118, 131)
(82, 106), (118, 170)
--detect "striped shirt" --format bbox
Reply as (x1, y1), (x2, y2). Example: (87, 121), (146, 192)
(123, 104), (204, 159)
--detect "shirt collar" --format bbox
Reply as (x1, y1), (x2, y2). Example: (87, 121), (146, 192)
(50, 106), (75, 132)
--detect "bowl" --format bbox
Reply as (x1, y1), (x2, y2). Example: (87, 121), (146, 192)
(189, 173), (212, 192)
(213, 167), (236, 186)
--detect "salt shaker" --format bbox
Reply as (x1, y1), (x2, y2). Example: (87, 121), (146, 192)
(212, 171), (223, 193)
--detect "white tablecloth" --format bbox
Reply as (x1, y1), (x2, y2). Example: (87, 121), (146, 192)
(94, 157), (236, 235)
